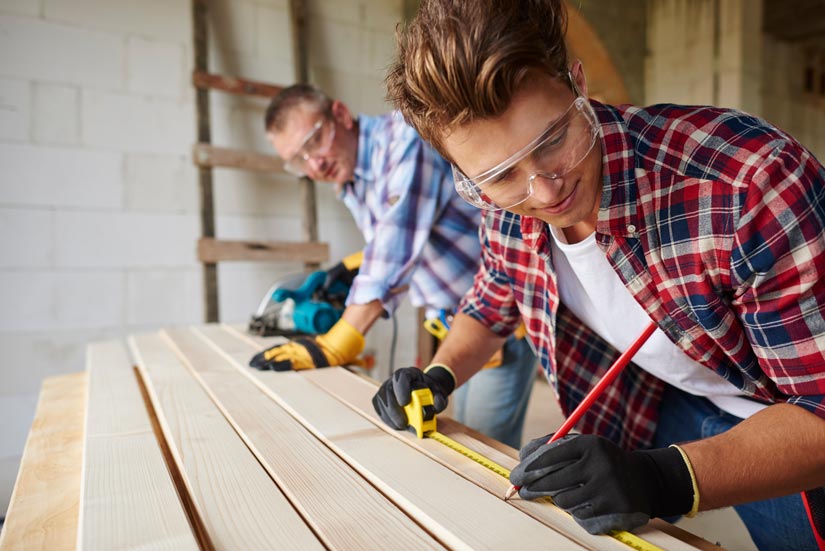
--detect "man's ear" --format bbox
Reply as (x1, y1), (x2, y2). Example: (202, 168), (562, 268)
(569, 59), (589, 97)
(330, 100), (354, 129)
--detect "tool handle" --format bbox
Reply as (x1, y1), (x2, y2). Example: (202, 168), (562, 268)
(506, 321), (658, 501)
(550, 321), (658, 443)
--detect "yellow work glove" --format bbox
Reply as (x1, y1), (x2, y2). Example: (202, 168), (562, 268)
(248, 319), (365, 371)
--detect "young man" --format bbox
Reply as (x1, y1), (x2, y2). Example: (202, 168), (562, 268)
(249, 84), (536, 448)
(371, 1), (825, 549)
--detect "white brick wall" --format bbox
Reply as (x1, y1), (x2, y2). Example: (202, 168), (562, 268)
(32, 83), (80, 145)
(0, 15), (124, 89)
(1, 143), (123, 207)
(0, 0), (403, 516)
(0, 77), (29, 141)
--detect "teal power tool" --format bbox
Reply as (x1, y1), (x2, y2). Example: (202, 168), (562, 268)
(248, 270), (351, 336)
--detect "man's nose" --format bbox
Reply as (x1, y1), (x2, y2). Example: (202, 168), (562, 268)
(528, 172), (565, 201)
(308, 155), (328, 174)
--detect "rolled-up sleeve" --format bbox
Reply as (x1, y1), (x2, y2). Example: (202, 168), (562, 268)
(459, 214), (522, 337)
(732, 140), (825, 420)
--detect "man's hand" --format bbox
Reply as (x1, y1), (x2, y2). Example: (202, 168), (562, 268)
(322, 251), (363, 299)
(249, 319), (364, 371)
(372, 365), (456, 430)
(509, 433), (697, 534)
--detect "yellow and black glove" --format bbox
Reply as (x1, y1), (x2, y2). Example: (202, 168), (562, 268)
(249, 319), (364, 371)
(371, 364), (457, 430)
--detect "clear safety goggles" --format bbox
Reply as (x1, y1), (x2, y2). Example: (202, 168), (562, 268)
(452, 95), (600, 211)
(283, 116), (337, 177)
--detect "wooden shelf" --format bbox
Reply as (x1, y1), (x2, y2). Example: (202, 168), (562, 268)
(192, 143), (285, 173)
(192, 70), (283, 98)
(197, 237), (329, 263)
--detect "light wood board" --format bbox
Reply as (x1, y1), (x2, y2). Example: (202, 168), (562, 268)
(79, 339), (198, 551)
(225, 323), (711, 551)
(4, 325), (721, 550)
(302, 367), (703, 551)
(129, 332), (324, 551)
(0, 373), (85, 551)
(166, 326), (445, 550)
(201, 326), (587, 550)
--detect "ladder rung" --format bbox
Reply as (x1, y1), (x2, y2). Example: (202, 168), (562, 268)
(192, 71), (284, 98)
(197, 238), (329, 263)
(193, 143), (285, 173)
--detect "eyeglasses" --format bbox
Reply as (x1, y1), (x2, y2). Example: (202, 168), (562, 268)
(282, 116), (337, 177)
(451, 94), (600, 211)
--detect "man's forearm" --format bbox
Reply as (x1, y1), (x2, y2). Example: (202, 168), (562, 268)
(341, 300), (386, 335)
(682, 402), (825, 510)
(431, 313), (506, 386)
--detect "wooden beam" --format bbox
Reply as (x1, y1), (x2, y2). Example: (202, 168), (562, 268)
(197, 237), (328, 263)
(192, 143), (285, 173)
(288, 0), (320, 271)
(0, 373), (85, 551)
(192, 0), (218, 323)
(192, 71), (283, 98)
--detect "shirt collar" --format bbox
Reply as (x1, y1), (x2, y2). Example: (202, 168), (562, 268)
(352, 113), (373, 183)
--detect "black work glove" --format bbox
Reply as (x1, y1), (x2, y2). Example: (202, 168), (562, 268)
(372, 365), (456, 430)
(510, 433), (695, 534)
(321, 251), (362, 301)
(323, 261), (358, 290)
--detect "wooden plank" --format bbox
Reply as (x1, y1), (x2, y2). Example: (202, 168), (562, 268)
(200, 326), (586, 550)
(129, 333), (324, 551)
(224, 325), (717, 550)
(197, 237), (329, 264)
(302, 368), (712, 551)
(192, 143), (285, 173)
(263, 374), (585, 549)
(192, 71), (283, 97)
(0, 373), (85, 551)
(169, 326), (446, 550)
(79, 340), (199, 551)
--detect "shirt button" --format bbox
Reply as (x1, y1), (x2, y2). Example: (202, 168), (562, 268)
(627, 224), (637, 233)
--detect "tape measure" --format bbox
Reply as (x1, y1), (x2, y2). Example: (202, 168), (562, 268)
(403, 388), (665, 551)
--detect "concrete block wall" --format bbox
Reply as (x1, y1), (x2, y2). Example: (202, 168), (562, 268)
(0, 0), (410, 516)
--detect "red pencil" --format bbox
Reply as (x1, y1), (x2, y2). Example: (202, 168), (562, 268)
(505, 321), (658, 500)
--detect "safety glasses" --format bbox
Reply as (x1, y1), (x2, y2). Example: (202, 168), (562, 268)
(283, 116), (337, 177)
(452, 94), (600, 211)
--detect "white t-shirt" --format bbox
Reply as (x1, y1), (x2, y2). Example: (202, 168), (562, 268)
(548, 227), (767, 419)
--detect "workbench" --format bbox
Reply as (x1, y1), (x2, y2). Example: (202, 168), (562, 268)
(0, 324), (724, 550)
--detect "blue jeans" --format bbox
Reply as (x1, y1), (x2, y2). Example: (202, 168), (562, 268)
(653, 384), (818, 551)
(451, 336), (536, 449)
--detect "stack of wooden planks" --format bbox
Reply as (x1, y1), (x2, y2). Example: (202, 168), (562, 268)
(0, 324), (723, 550)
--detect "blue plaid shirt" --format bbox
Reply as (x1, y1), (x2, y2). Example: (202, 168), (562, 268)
(340, 112), (481, 316)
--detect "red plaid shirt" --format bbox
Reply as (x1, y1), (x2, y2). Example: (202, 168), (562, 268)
(460, 100), (825, 450)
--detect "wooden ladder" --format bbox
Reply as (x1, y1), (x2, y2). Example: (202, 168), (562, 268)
(190, 0), (328, 322)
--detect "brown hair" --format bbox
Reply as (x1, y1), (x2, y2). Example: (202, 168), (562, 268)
(386, 0), (569, 156)
(264, 83), (332, 132)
